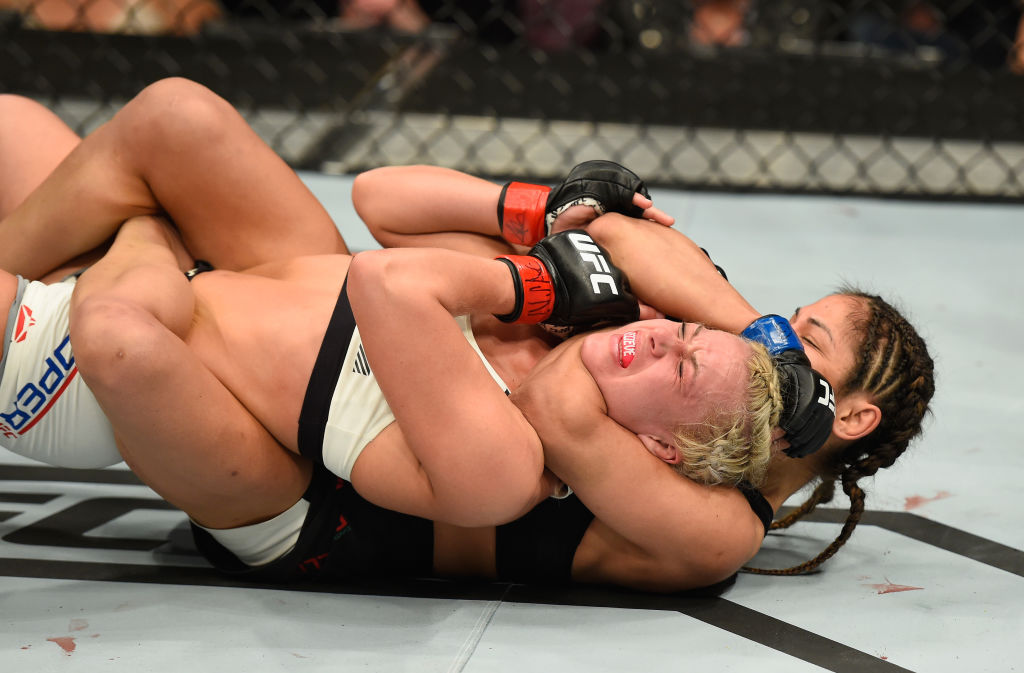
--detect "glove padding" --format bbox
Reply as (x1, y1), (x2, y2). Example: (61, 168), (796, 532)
(774, 349), (836, 459)
(497, 160), (650, 246)
(741, 314), (835, 458)
(495, 230), (639, 330)
(741, 315), (802, 355)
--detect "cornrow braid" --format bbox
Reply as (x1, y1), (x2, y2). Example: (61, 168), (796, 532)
(744, 287), (935, 575)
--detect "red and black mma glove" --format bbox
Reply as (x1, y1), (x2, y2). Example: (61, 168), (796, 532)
(494, 230), (639, 332)
(497, 160), (651, 246)
(741, 315), (836, 458)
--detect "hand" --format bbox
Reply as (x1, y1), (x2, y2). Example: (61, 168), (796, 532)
(497, 160), (672, 246)
(549, 192), (675, 234)
(740, 315), (835, 458)
(494, 230), (639, 329)
(774, 350), (835, 459)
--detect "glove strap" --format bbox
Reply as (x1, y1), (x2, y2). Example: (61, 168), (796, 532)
(493, 255), (555, 324)
(498, 182), (550, 246)
(741, 315), (803, 355)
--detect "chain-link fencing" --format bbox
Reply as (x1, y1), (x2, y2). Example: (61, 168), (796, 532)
(4, 0), (1024, 198)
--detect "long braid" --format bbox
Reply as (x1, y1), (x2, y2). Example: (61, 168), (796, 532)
(744, 288), (935, 575)
(769, 480), (834, 531)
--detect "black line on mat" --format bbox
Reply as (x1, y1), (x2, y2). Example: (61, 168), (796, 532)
(0, 556), (907, 672)
(0, 465), (142, 485)
(0, 491), (59, 503)
(505, 584), (910, 673)
(1, 471), (1017, 672)
(793, 508), (1024, 578)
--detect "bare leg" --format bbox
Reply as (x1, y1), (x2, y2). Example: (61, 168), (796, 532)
(0, 77), (348, 280)
(70, 216), (311, 528)
(0, 95), (81, 221)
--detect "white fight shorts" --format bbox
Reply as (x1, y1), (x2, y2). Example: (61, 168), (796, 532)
(0, 277), (121, 468)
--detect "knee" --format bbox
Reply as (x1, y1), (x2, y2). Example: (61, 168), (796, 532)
(70, 297), (171, 393)
(119, 78), (236, 151)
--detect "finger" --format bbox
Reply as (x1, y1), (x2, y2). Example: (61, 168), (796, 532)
(631, 192), (653, 209)
(638, 302), (665, 321)
(630, 193), (674, 225)
(642, 205), (675, 226)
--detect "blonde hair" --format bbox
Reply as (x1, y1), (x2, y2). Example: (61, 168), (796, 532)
(670, 343), (782, 488)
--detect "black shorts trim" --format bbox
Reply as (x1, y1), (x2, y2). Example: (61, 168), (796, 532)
(297, 277), (357, 465)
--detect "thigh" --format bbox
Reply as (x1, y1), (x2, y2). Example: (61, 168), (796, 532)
(69, 216), (311, 528)
(0, 78), (348, 280)
(112, 79), (350, 267)
(73, 294), (312, 529)
(0, 95), (80, 221)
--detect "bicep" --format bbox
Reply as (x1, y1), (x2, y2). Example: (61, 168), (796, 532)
(516, 374), (761, 581)
(573, 518), (761, 592)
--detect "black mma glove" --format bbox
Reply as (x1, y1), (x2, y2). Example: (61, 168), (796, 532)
(775, 350), (836, 458)
(497, 160), (650, 246)
(494, 230), (639, 330)
(741, 315), (835, 458)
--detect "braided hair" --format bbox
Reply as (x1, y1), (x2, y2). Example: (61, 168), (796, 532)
(744, 287), (935, 575)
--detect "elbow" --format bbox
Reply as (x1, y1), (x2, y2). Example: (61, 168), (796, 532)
(432, 437), (545, 528)
(345, 249), (393, 309)
(351, 168), (392, 245)
(350, 168), (376, 219)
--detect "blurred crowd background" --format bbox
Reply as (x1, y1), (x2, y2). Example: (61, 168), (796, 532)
(3, 0), (1024, 199)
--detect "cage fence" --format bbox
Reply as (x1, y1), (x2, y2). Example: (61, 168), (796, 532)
(3, 0), (1024, 199)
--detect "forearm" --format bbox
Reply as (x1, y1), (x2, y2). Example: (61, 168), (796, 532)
(586, 214), (760, 333)
(352, 166), (512, 255)
(348, 248), (516, 321)
(513, 342), (760, 574)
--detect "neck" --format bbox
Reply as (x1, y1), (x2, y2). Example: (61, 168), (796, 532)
(758, 450), (830, 512)
(470, 316), (557, 391)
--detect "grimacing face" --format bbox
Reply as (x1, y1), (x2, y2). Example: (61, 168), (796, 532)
(579, 319), (751, 444)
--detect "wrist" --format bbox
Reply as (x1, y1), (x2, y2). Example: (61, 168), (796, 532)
(493, 254), (555, 323)
(498, 182), (550, 246)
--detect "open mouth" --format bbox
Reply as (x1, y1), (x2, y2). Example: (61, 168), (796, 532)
(619, 331), (637, 368)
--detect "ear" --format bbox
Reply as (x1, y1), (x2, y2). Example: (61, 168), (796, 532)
(833, 392), (881, 441)
(638, 434), (681, 465)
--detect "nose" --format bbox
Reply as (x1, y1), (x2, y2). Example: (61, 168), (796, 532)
(653, 328), (692, 358)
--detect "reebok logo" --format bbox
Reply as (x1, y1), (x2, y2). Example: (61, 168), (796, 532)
(14, 305), (35, 343)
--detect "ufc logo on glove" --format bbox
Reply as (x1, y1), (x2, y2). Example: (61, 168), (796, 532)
(494, 230), (639, 328)
(567, 232), (620, 296)
(817, 379), (835, 412)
